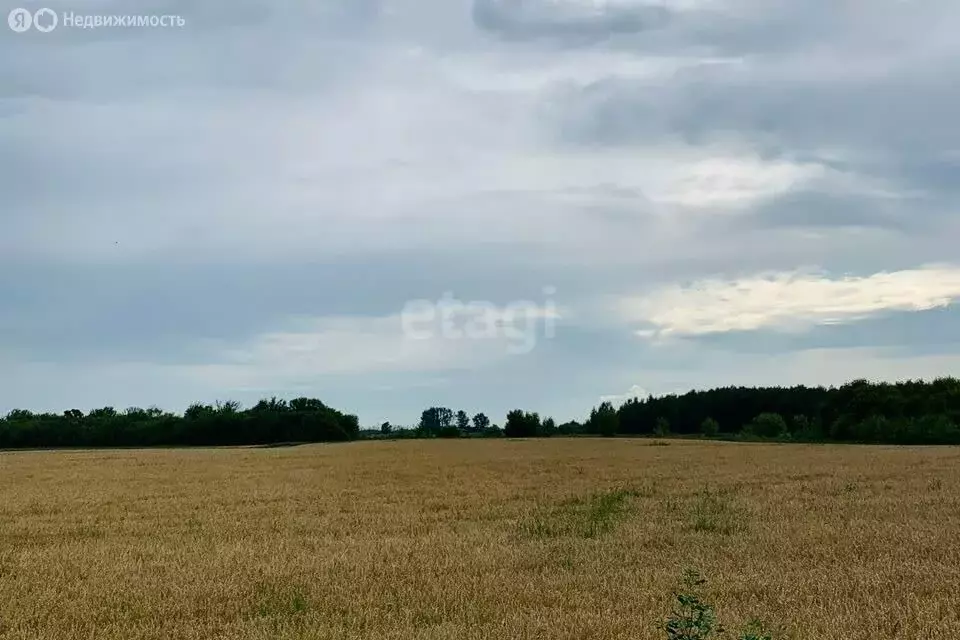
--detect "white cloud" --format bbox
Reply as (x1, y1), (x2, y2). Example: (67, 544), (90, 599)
(619, 264), (960, 338)
(440, 51), (741, 92)
(178, 302), (560, 392)
(652, 154), (826, 208)
(189, 316), (490, 387)
(600, 384), (651, 405)
(0, 34), (832, 267)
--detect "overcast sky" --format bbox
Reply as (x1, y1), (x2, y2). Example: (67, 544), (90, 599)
(3, 0), (960, 426)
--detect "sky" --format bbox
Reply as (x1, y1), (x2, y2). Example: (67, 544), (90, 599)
(2, 0), (960, 427)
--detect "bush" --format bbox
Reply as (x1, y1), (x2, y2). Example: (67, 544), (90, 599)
(700, 417), (719, 437)
(746, 413), (788, 439)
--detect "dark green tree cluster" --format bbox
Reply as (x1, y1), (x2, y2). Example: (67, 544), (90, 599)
(0, 397), (359, 449)
(586, 402), (618, 437)
(502, 410), (563, 437)
(504, 409), (540, 437)
(600, 378), (960, 444)
(417, 407), (497, 438)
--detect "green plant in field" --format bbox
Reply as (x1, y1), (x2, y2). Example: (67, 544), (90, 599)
(738, 619), (776, 640)
(665, 570), (722, 640)
(663, 572), (781, 640)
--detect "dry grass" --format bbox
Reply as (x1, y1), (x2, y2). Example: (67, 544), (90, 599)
(1, 439), (960, 639)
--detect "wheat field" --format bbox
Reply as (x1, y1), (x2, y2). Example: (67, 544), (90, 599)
(1, 439), (959, 639)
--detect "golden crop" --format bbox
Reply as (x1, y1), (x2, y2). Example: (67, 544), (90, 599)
(1, 439), (959, 639)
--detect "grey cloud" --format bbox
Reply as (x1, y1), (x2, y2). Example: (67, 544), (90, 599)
(0, 252), (598, 365)
(542, 7), (960, 248)
(0, 0), (384, 104)
(691, 306), (960, 356)
(472, 0), (669, 42)
(551, 60), (960, 154)
(541, 0), (960, 159)
(723, 190), (921, 233)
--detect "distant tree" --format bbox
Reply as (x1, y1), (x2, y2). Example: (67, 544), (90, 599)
(850, 414), (891, 443)
(215, 400), (241, 415)
(418, 409), (438, 435)
(916, 414), (960, 444)
(439, 408), (454, 429)
(289, 397), (326, 412)
(184, 403), (214, 421)
(588, 402), (619, 437)
(456, 410), (470, 432)
(790, 414), (810, 435)
(481, 424), (503, 437)
(558, 420), (583, 435)
(793, 415), (824, 441)
(472, 412), (490, 432)
(505, 410), (541, 438)
(337, 414), (361, 441)
(418, 407), (454, 436)
(541, 417), (557, 436)
(701, 417), (719, 437)
(505, 410), (522, 435)
(380, 421), (393, 435)
(654, 417), (670, 437)
(438, 425), (462, 438)
(252, 397), (288, 413)
(747, 412), (789, 439)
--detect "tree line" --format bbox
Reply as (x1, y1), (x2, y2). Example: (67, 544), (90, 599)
(2, 377), (960, 449)
(401, 378), (960, 445)
(608, 377), (960, 444)
(0, 398), (358, 449)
